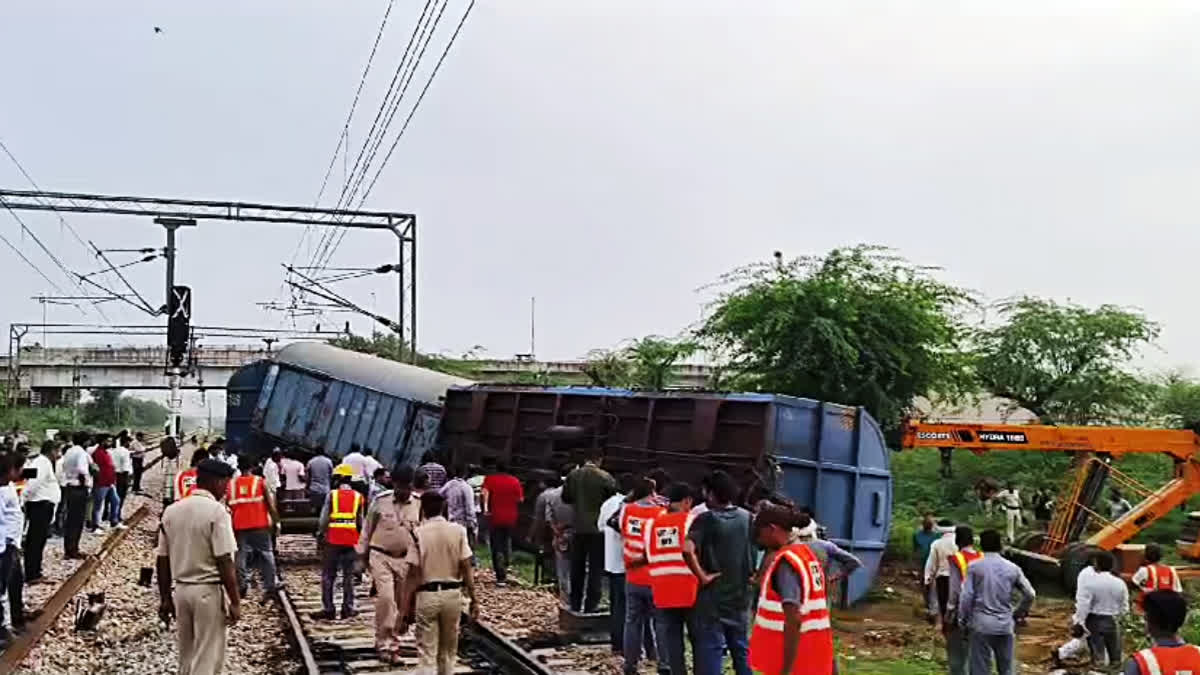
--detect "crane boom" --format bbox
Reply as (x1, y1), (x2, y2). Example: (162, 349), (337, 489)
(901, 420), (1200, 461)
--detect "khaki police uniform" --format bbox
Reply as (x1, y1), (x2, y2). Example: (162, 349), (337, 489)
(357, 490), (421, 657)
(156, 488), (238, 675)
(406, 515), (472, 675)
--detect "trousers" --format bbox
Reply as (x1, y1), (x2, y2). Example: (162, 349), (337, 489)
(234, 529), (277, 593)
(414, 588), (463, 675)
(692, 613), (751, 675)
(1085, 613), (1122, 667)
(968, 631), (1014, 675)
(568, 532), (604, 612)
(321, 545), (356, 615)
(489, 526), (512, 583)
(91, 485), (120, 527)
(1005, 508), (1020, 542)
(946, 624), (970, 675)
(24, 500), (54, 580)
(369, 551), (407, 653)
(63, 486), (88, 556)
(176, 583), (227, 675)
(115, 472), (131, 507)
(131, 454), (145, 492)
(658, 607), (691, 675)
(623, 581), (663, 674)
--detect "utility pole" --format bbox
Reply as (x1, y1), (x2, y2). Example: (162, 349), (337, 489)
(155, 217), (196, 440)
(530, 296), (536, 359)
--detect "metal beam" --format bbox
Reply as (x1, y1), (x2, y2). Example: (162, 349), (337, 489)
(0, 188), (414, 228)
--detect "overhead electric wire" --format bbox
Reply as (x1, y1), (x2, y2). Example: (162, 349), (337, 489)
(0, 229), (71, 295)
(319, 0), (475, 270)
(306, 0), (437, 273)
(289, 0), (399, 275)
(0, 137), (89, 249)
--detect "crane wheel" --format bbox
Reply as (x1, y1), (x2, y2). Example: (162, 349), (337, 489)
(1060, 542), (1103, 594)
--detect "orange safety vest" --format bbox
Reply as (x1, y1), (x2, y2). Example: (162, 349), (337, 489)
(622, 501), (666, 587)
(749, 543), (834, 675)
(174, 468), (197, 501)
(227, 475), (270, 532)
(326, 487), (362, 547)
(645, 510), (698, 609)
(1141, 563), (1178, 593)
(952, 549), (984, 584)
(1133, 644), (1200, 675)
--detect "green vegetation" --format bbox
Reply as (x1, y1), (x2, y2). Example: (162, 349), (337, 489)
(581, 335), (698, 389)
(698, 245), (975, 430)
(81, 389), (170, 428)
(972, 297), (1159, 425)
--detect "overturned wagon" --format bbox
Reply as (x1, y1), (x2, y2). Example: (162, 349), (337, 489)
(439, 385), (893, 605)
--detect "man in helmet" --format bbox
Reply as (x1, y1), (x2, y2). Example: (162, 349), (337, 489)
(312, 464), (365, 620)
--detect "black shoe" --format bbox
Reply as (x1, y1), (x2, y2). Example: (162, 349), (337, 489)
(64, 552), (85, 560)
(340, 609), (359, 620)
(238, 586), (248, 598)
(309, 610), (335, 621)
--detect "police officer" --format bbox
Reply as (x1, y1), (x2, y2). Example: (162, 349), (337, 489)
(227, 454), (280, 599)
(312, 464), (364, 620)
(400, 490), (478, 675)
(157, 459), (240, 675)
(357, 464), (421, 664)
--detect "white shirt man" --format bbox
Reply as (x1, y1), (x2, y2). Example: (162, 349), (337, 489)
(361, 454), (382, 481)
(342, 449), (367, 480)
(597, 492), (626, 575)
(61, 444), (92, 488)
(994, 487), (1022, 542)
(924, 523), (959, 618)
(0, 482), (22, 551)
(23, 452), (60, 505)
(263, 453), (281, 493)
(110, 443), (132, 477)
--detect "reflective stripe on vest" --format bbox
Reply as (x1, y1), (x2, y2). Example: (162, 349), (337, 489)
(327, 488), (361, 547)
(953, 549), (984, 585)
(174, 469), (197, 501)
(1144, 564), (1178, 592)
(622, 502), (665, 586)
(749, 543), (834, 675)
(645, 510), (698, 609)
(228, 475), (269, 531)
(1134, 644), (1200, 675)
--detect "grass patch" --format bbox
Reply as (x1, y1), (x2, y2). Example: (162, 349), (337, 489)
(473, 544), (541, 586)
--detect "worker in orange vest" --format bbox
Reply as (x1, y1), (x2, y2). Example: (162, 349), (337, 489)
(944, 525), (981, 675)
(173, 448), (209, 502)
(1132, 544), (1181, 609)
(1127, 590), (1200, 675)
(748, 504), (834, 675)
(311, 464), (364, 621)
(645, 482), (698, 675)
(227, 454), (280, 600)
(619, 477), (667, 675)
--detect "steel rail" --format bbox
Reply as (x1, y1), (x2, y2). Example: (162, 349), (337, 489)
(0, 504), (151, 671)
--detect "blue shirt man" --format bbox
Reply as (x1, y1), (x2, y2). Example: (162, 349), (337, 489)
(959, 529), (1036, 675)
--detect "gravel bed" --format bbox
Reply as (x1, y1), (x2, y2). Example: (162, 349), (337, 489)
(14, 458), (301, 674)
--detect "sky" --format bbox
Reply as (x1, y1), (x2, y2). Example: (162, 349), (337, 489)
(3, 1), (1200, 383)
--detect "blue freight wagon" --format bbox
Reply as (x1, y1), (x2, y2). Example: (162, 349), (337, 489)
(224, 342), (472, 528)
(439, 385), (893, 605)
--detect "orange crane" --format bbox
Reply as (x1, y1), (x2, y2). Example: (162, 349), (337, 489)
(901, 420), (1200, 588)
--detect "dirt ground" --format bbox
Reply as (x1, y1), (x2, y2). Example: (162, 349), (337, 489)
(835, 562), (1093, 674)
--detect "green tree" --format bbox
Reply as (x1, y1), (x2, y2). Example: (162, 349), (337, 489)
(971, 297), (1158, 424)
(328, 334), (481, 379)
(1154, 371), (1200, 431)
(580, 348), (633, 387)
(697, 245), (974, 429)
(625, 336), (697, 389)
(80, 389), (169, 428)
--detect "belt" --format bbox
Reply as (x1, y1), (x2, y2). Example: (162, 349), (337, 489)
(1004, 506), (1021, 510)
(369, 546), (406, 558)
(418, 581), (463, 592)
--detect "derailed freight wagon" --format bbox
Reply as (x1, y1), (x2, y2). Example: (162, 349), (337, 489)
(225, 342), (472, 528)
(439, 385), (893, 605)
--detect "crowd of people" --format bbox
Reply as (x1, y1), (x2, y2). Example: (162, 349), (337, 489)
(913, 512), (1200, 675)
(0, 426), (150, 649)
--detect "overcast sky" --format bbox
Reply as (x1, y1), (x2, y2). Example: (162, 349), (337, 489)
(3, 1), (1200, 378)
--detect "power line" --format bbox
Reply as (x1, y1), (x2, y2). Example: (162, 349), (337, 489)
(0, 137), (90, 249)
(319, 0), (475, 269)
(306, 0), (438, 273)
(288, 0), (400, 278)
(0, 229), (69, 295)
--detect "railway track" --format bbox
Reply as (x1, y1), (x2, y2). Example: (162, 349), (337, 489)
(0, 504), (151, 671)
(274, 535), (609, 674)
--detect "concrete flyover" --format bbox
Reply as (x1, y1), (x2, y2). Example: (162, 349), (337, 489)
(2, 345), (716, 405)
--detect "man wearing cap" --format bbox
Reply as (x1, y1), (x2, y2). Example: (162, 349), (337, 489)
(357, 464), (422, 663)
(157, 458), (240, 675)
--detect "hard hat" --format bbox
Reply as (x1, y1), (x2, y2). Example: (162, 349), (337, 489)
(333, 463), (355, 478)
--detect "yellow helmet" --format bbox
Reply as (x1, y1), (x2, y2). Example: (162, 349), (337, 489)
(333, 463), (356, 478)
